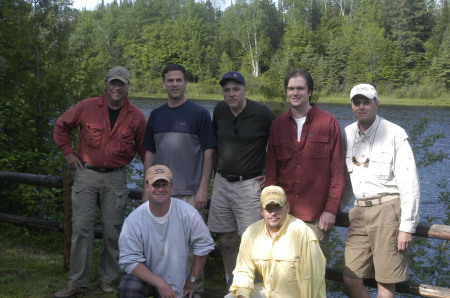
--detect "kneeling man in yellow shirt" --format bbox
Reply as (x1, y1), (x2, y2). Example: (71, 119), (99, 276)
(225, 185), (326, 298)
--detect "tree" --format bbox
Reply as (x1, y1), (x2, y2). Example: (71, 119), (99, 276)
(0, 0), (78, 218)
(219, 0), (281, 77)
(430, 26), (450, 89)
(382, 0), (434, 70)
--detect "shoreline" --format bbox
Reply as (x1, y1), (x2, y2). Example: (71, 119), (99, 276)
(130, 94), (450, 108)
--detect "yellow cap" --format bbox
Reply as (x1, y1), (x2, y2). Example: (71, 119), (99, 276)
(260, 185), (287, 208)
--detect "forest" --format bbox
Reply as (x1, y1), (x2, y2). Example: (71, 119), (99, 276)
(0, 0), (449, 219)
(0, 2), (449, 295)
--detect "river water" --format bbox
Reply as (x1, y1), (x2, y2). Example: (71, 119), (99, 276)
(130, 98), (449, 297)
(131, 97), (450, 225)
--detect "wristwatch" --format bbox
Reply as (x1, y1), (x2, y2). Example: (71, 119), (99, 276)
(189, 276), (198, 283)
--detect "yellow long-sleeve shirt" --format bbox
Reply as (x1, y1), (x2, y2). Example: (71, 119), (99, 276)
(230, 215), (326, 298)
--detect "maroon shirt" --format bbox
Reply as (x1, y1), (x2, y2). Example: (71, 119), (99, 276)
(265, 105), (345, 221)
(54, 94), (146, 168)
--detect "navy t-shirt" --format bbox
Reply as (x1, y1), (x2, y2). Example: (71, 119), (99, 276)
(143, 100), (216, 195)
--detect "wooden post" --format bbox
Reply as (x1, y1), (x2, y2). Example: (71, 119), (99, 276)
(63, 166), (74, 271)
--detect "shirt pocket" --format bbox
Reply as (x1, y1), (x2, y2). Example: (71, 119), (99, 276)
(85, 123), (104, 149)
(369, 150), (393, 183)
(273, 137), (293, 160)
(118, 124), (136, 152)
(276, 259), (301, 282)
(304, 135), (329, 159)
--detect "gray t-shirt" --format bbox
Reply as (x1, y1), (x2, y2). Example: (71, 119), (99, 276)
(119, 198), (215, 297)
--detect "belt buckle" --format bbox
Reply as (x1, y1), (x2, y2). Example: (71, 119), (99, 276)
(364, 200), (373, 207)
(226, 175), (239, 183)
(97, 168), (108, 173)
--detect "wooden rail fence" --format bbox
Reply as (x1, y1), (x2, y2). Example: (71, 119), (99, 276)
(1, 169), (449, 297)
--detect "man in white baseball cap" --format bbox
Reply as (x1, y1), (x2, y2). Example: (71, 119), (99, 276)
(343, 84), (420, 298)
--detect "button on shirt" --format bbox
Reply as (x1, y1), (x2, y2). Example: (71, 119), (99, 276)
(344, 115), (420, 233)
(230, 215), (326, 298)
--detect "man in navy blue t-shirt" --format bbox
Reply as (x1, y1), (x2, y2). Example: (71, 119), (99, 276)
(143, 63), (216, 210)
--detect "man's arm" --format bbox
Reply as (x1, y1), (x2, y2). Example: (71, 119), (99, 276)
(264, 128), (278, 187)
(302, 237), (327, 298)
(142, 151), (156, 201)
(183, 255), (208, 298)
(194, 148), (214, 209)
(134, 112), (148, 163)
(229, 231), (256, 298)
(54, 105), (83, 169)
(320, 118), (346, 231)
(131, 263), (177, 298)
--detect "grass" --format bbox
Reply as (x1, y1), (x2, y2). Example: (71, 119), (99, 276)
(130, 90), (450, 107)
(0, 225), (227, 298)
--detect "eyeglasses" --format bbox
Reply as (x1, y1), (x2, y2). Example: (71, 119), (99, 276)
(264, 204), (284, 213)
(352, 156), (369, 168)
(233, 119), (239, 136)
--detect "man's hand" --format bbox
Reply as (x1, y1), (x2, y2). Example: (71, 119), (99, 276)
(155, 278), (177, 298)
(397, 231), (413, 251)
(319, 211), (336, 231)
(65, 153), (83, 169)
(194, 187), (208, 209)
(183, 279), (198, 298)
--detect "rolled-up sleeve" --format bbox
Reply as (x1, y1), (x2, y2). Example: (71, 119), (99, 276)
(118, 219), (147, 274)
(190, 212), (215, 256)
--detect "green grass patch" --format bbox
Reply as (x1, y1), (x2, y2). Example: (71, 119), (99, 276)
(0, 224), (227, 297)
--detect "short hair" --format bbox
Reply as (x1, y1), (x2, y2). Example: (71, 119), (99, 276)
(162, 64), (187, 81)
(284, 69), (314, 101)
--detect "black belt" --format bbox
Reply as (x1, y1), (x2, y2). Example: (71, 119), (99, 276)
(218, 171), (261, 183)
(84, 164), (124, 173)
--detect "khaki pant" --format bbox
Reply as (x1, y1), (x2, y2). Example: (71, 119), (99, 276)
(343, 198), (409, 283)
(69, 167), (129, 287)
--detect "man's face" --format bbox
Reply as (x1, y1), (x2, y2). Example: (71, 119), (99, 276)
(146, 179), (173, 205)
(222, 80), (246, 110)
(286, 76), (311, 109)
(163, 70), (187, 101)
(105, 79), (129, 104)
(261, 203), (289, 232)
(351, 95), (378, 124)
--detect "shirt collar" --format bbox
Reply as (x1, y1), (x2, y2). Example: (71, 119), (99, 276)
(358, 114), (380, 137)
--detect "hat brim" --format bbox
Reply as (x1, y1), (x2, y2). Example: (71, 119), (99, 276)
(147, 176), (171, 185)
(220, 78), (245, 86)
(107, 76), (129, 84)
(350, 93), (377, 101)
(262, 199), (286, 209)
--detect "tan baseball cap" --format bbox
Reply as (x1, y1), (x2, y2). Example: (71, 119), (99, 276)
(260, 185), (287, 208)
(145, 165), (172, 184)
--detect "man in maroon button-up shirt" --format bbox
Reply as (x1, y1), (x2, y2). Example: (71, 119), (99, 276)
(265, 69), (345, 253)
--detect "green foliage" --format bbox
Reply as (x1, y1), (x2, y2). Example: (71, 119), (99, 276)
(404, 118), (450, 289)
(409, 182), (449, 288)
(409, 118), (448, 167)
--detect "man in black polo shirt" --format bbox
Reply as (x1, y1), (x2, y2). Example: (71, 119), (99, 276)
(207, 71), (276, 292)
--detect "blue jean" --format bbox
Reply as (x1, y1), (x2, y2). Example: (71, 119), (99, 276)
(69, 167), (129, 287)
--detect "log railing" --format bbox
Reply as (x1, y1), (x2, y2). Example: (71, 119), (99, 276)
(1, 169), (449, 297)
